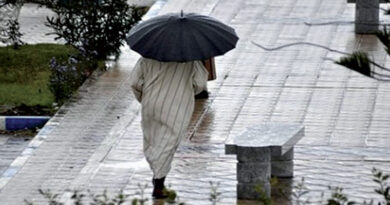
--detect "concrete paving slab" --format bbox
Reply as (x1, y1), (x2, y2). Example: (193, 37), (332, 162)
(1, 0), (390, 204)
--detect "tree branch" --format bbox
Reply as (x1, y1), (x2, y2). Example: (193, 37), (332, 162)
(251, 41), (390, 80)
(251, 41), (351, 55)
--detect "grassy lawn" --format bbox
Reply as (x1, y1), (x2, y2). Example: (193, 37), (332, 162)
(0, 44), (77, 109)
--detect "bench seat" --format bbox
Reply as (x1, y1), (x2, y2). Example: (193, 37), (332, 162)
(225, 123), (304, 199)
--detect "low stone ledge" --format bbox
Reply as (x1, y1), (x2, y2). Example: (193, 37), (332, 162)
(0, 116), (50, 131)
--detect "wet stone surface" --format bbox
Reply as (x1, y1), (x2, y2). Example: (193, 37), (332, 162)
(1, 0), (390, 205)
(0, 135), (32, 176)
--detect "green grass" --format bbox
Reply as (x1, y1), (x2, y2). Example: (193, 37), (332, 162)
(0, 44), (77, 107)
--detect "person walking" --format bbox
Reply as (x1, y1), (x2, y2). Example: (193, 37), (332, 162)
(126, 11), (238, 199)
(130, 57), (208, 198)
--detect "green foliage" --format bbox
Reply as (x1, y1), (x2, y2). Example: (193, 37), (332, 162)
(254, 183), (273, 205)
(2, 0), (145, 57)
(1, 19), (24, 49)
(326, 186), (356, 205)
(335, 26), (390, 80)
(44, 0), (145, 60)
(376, 26), (390, 56)
(0, 44), (76, 107)
(89, 189), (129, 205)
(70, 190), (85, 205)
(162, 185), (185, 204)
(335, 51), (372, 77)
(0, 0), (18, 6)
(292, 178), (312, 205)
(41, 0), (145, 104)
(48, 56), (85, 104)
(0, 43), (106, 108)
(291, 168), (390, 205)
(209, 181), (222, 205)
(0, 77), (53, 107)
(164, 188), (177, 203)
(372, 168), (390, 204)
(0, 1), (23, 49)
(38, 189), (63, 205)
(1, 0), (145, 109)
(25, 189), (131, 205)
(24, 184), (187, 205)
(132, 184), (148, 205)
(20, 169), (390, 205)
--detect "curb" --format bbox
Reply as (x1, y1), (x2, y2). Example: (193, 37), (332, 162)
(0, 116), (51, 131)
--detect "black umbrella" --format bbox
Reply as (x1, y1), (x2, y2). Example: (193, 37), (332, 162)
(126, 11), (239, 62)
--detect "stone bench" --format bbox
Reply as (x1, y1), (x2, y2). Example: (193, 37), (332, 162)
(225, 124), (304, 199)
(347, 0), (384, 34)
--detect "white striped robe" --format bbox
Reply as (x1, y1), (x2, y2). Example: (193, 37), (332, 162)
(130, 57), (208, 178)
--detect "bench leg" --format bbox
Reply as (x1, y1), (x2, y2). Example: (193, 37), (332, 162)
(236, 147), (271, 199)
(355, 0), (379, 34)
(271, 147), (294, 178)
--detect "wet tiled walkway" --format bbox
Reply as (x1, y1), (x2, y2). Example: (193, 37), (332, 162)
(0, 135), (32, 178)
(1, 0), (390, 204)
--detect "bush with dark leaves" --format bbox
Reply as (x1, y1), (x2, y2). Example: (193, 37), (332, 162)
(44, 0), (145, 60)
(48, 56), (85, 104)
(0, 1), (24, 48)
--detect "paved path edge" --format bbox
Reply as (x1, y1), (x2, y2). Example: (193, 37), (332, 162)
(0, 0), (168, 192)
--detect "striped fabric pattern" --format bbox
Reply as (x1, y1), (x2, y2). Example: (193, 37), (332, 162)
(130, 57), (208, 178)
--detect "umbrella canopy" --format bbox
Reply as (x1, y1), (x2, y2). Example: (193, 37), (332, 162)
(126, 11), (239, 62)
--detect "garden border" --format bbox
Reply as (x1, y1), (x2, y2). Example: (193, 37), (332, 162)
(0, 0), (167, 132)
(0, 116), (50, 131)
(0, 0), (167, 191)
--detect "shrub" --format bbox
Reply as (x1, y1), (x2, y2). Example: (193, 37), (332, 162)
(291, 168), (390, 205)
(0, 1), (24, 48)
(24, 184), (183, 205)
(48, 56), (85, 104)
(44, 0), (145, 60)
(22, 168), (390, 205)
(2, 0), (145, 106)
(2, 19), (24, 49)
(334, 26), (390, 80)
